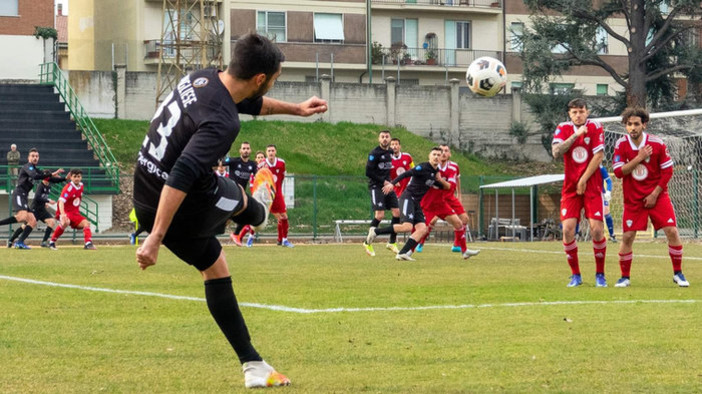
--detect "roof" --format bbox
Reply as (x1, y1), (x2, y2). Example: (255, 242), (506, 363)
(56, 15), (67, 43)
(479, 174), (564, 189)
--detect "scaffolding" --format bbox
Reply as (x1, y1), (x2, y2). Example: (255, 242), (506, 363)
(156, 0), (224, 105)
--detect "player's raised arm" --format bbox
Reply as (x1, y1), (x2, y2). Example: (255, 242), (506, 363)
(259, 96), (327, 116)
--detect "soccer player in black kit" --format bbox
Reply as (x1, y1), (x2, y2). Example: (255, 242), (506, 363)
(133, 33), (327, 389)
(7, 174), (67, 248)
(0, 148), (63, 249)
(363, 130), (401, 257)
(227, 141), (258, 246)
(366, 147), (449, 261)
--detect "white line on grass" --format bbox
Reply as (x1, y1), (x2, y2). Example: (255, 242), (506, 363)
(478, 246), (702, 261)
(0, 274), (697, 314)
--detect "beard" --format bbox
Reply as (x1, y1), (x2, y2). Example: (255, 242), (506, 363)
(248, 77), (271, 101)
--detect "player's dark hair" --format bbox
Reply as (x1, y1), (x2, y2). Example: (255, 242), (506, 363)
(227, 33), (285, 80)
(379, 130), (391, 136)
(620, 107), (649, 125)
(567, 98), (588, 110)
(266, 144), (276, 149)
(391, 137), (400, 143)
(439, 143), (450, 149)
(241, 141), (250, 146)
(29, 148), (38, 154)
(70, 168), (82, 176)
(431, 147), (442, 153)
(256, 150), (264, 156)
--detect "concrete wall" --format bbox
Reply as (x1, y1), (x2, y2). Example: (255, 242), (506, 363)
(0, 35), (48, 80)
(68, 69), (553, 161)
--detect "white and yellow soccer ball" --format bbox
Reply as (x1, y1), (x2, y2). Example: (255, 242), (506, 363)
(465, 56), (507, 97)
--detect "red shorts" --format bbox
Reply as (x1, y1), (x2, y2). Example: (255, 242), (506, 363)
(421, 201), (455, 224)
(622, 192), (677, 232)
(270, 192), (286, 214)
(56, 210), (87, 228)
(560, 192), (604, 222)
(446, 195), (466, 215)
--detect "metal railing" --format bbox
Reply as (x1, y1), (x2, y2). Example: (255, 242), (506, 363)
(372, 0), (501, 7)
(374, 47), (503, 68)
(38, 62), (120, 193)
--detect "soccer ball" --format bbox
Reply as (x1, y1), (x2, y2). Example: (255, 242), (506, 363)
(465, 57), (507, 97)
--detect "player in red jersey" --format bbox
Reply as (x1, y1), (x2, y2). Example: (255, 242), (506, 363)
(260, 144), (294, 247)
(611, 107), (688, 287)
(390, 138), (414, 197)
(416, 148), (480, 259)
(552, 99), (607, 288)
(49, 169), (96, 250)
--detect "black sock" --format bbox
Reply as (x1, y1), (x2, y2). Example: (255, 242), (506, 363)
(0, 217), (18, 226)
(134, 227), (145, 237)
(43, 227), (53, 243)
(232, 196), (265, 227)
(399, 238), (418, 254)
(17, 226), (33, 243)
(9, 227), (23, 243)
(375, 225), (394, 236)
(233, 223), (244, 236)
(389, 217), (400, 243)
(204, 277), (262, 364)
(370, 218), (380, 228)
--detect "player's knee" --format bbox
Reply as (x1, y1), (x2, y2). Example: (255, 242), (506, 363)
(232, 197), (265, 226)
(663, 226), (680, 242)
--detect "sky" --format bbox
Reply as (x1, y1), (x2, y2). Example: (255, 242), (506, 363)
(55, 0), (68, 15)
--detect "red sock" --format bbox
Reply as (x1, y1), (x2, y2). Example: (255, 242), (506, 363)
(453, 229), (460, 247)
(455, 226), (467, 253)
(241, 224), (251, 236)
(281, 218), (289, 238)
(419, 225), (433, 245)
(51, 224), (65, 242)
(83, 227), (92, 244)
(669, 244), (683, 272)
(619, 252), (633, 277)
(564, 240), (580, 275)
(592, 237), (607, 274)
(277, 221), (283, 242)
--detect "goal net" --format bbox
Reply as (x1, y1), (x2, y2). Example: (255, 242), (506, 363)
(593, 109), (702, 239)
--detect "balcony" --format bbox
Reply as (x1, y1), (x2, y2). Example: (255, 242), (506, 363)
(372, 0), (502, 10)
(374, 46), (502, 68)
(143, 39), (220, 66)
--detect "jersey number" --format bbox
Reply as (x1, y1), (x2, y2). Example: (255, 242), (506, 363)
(144, 91), (182, 162)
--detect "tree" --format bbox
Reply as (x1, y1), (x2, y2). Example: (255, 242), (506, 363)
(519, 0), (702, 108)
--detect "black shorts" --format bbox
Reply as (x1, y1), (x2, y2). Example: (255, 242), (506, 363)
(399, 196), (425, 225)
(369, 187), (399, 211)
(32, 206), (54, 222)
(11, 189), (29, 212)
(135, 176), (245, 271)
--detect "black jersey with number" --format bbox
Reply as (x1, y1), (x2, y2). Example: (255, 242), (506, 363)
(228, 157), (258, 190)
(365, 146), (393, 189)
(16, 163), (50, 194)
(392, 161), (439, 202)
(31, 177), (65, 210)
(133, 68), (263, 211)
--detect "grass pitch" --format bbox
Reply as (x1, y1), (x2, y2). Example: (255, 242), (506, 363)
(1, 241), (701, 393)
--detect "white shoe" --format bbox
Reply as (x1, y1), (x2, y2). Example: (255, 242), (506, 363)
(386, 243), (399, 254)
(395, 253), (416, 261)
(462, 249), (480, 259)
(614, 277), (631, 288)
(365, 227), (377, 244)
(242, 360), (291, 388)
(250, 169), (276, 232)
(673, 272), (690, 287)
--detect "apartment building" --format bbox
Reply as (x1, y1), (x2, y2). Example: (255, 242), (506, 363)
(0, 0), (55, 80)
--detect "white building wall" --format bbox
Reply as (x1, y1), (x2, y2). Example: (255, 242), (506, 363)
(0, 35), (46, 80)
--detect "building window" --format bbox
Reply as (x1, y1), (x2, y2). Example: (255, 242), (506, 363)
(0, 0), (18, 16)
(456, 21), (470, 49)
(552, 24), (569, 54)
(511, 81), (523, 90)
(314, 13), (344, 43)
(596, 84), (608, 96)
(596, 27), (608, 54)
(257, 11), (286, 42)
(391, 19), (404, 46)
(511, 22), (524, 52)
(550, 83), (574, 95)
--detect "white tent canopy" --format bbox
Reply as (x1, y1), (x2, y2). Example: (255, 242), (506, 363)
(480, 174), (565, 241)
